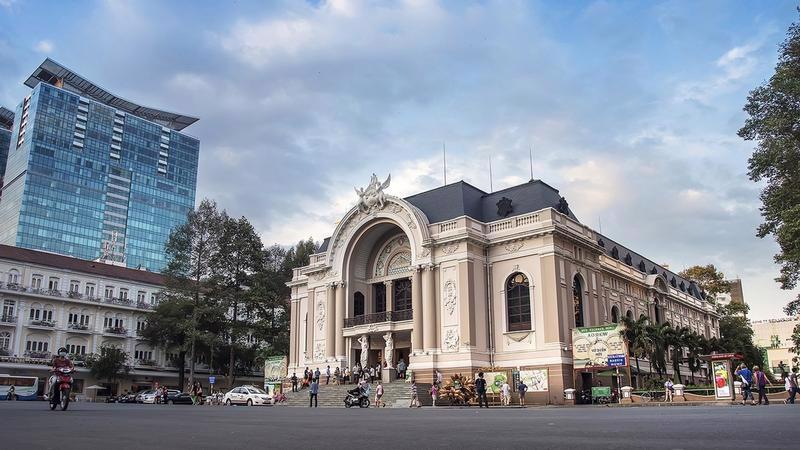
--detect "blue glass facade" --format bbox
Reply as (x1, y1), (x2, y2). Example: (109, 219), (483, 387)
(0, 83), (198, 272)
(0, 127), (9, 182)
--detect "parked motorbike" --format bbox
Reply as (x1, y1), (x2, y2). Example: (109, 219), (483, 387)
(49, 367), (73, 411)
(344, 390), (370, 408)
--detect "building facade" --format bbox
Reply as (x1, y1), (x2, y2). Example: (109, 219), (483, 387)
(0, 59), (199, 272)
(0, 106), (12, 195)
(715, 279), (745, 309)
(287, 175), (720, 404)
(752, 316), (799, 373)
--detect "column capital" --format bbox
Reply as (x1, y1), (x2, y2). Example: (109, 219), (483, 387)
(383, 279), (393, 287)
(424, 263), (438, 272)
(330, 281), (346, 288)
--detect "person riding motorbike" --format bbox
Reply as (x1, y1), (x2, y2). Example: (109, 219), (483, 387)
(47, 347), (74, 397)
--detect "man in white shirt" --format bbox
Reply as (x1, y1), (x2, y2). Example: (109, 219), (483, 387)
(501, 381), (511, 406)
(664, 378), (674, 402)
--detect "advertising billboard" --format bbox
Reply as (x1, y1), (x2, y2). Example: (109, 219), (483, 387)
(572, 324), (628, 369)
(713, 360), (732, 400)
(519, 369), (549, 392)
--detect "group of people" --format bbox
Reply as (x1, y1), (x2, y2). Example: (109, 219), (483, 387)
(736, 363), (798, 405)
(473, 372), (529, 408)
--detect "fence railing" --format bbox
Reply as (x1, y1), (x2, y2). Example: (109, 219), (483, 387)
(343, 309), (413, 327)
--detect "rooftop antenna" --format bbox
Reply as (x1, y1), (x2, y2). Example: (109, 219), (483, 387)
(489, 155), (493, 192)
(443, 142), (447, 186)
(529, 145), (534, 181)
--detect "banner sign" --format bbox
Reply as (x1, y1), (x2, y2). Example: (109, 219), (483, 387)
(519, 369), (549, 392)
(264, 356), (288, 382)
(572, 324), (628, 369)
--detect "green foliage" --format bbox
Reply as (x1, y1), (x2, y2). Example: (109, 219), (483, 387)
(85, 346), (131, 384)
(678, 265), (730, 300)
(738, 12), (800, 312)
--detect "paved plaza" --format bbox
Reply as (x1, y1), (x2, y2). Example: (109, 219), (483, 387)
(0, 401), (795, 449)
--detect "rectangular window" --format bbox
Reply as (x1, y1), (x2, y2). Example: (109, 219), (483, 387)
(48, 278), (59, 291)
(105, 286), (114, 299)
(137, 291), (146, 303)
(70, 280), (80, 293)
(31, 275), (42, 289)
(119, 288), (128, 300)
(85, 284), (95, 297)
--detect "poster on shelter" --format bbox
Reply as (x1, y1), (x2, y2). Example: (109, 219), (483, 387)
(519, 369), (549, 392)
(572, 324), (627, 369)
(713, 360), (732, 399)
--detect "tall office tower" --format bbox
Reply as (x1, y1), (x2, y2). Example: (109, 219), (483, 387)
(0, 59), (200, 272)
(0, 106), (13, 194)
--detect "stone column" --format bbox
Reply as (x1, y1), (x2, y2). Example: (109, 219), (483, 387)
(326, 284), (336, 358)
(411, 267), (423, 353)
(334, 282), (346, 359)
(422, 265), (437, 351)
(289, 299), (298, 366)
(14, 300), (26, 356)
(306, 290), (314, 362)
(384, 280), (394, 313)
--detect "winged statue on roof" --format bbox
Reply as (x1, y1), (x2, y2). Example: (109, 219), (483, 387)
(355, 173), (391, 213)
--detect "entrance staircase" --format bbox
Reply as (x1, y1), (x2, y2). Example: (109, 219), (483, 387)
(281, 381), (433, 408)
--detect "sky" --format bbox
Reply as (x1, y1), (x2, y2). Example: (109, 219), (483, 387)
(0, 0), (797, 320)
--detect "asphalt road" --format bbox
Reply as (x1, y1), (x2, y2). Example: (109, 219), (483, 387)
(0, 401), (795, 449)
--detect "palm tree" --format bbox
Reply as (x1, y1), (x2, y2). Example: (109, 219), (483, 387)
(646, 322), (671, 378)
(686, 332), (707, 385)
(621, 315), (650, 387)
(664, 326), (690, 384)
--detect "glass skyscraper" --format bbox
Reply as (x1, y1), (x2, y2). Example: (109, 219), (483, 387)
(0, 106), (12, 190)
(0, 59), (199, 272)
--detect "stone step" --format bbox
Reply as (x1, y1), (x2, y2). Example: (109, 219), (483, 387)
(282, 382), (433, 408)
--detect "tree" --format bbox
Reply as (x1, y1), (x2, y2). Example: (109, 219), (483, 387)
(678, 265), (731, 300)
(738, 12), (800, 314)
(85, 346), (131, 392)
(685, 332), (708, 385)
(664, 325), (690, 384)
(141, 297), (193, 389)
(646, 321), (670, 378)
(621, 315), (651, 386)
(716, 302), (763, 369)
(211, 215), (264, 386)
(162, 199), (225, 386)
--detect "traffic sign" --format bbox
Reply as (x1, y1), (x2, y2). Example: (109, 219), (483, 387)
(209, 376), (216, 385)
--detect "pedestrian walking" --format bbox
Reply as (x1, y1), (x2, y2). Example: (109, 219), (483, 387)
(309, 379), (319, 407)
(375, 363), (382, 381)
(754, 366), (770, 405)
(7, 385), (15, 401)
(501, 380), (511, 406)
(314, 367), (321, 381)
(518, 380), (528, 406)
(409, 379), (420, 408)
(326, 366), (331, 385)
(735, 363), (755, 405)
(436, 370), (443, 387)
(291, 372), (299, 392)
(787, 368), (799, 404)
(375, 381), (384, 408)
(430, 384), (438, 407)
(664, 378), (674, 402)
(476, 372), (489, 408)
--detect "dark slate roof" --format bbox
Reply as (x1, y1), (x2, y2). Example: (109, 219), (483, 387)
(595, 235), (705, 301)
(0, 244), (165, 286)
(0, 106), (14, 130)
(317, 237), (330, 253)
(403, 179), (579, 223)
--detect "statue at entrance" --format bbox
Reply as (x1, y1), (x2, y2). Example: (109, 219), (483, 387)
(383, 332), (394, 368)
(358, 335), (369, 369)
(355, 173), (391, 213)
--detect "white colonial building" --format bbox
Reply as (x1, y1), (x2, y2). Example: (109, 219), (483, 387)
(287, 175), (720, 404)
(0, 244), (214, 396)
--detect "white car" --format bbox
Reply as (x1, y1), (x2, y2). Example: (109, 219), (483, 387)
(224, 385), (272, 406)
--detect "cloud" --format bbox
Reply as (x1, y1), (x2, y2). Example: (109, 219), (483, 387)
(33, 40), (54, 54)
(0, 0), (17, 9)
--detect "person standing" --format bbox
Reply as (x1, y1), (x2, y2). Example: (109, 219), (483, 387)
(333, 367), (341, 385)
(325, 366), (331, 385)
(784, 369), (797, 404)
(397, 359), (407, 381)
(314, 367), (321, 382)
(309, 378), (319, 408)
(369, 366), (375, 383)
(754, 366), (770, 405)
(735, 364), (755, 405)
(476, 372), (488, 408)
(409, 379), (420, 408)
(436, 370), (443, 387)
(517, 380), (528, 407)
(501, 380), (511, 406)
(344, 367), (351, 385)
(430, 384), (438, 407)
(375, 381), (384, 408)
(664, 378), (674, 402)
(291, 372), (299, 392)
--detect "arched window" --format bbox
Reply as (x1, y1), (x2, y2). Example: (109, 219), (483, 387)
(0, 331), (11, 350)
(611, 306), (620, 324)
(354, 292), (365, 317)
(506, 273), (531, 331)
(654, 298), (662, 324)
(374, 284), (386, 313)
(573, 275), (585, 328)
(626, 310), (633, 321)
(394, 279), (412, 311)
(7, 269), (19, 284)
